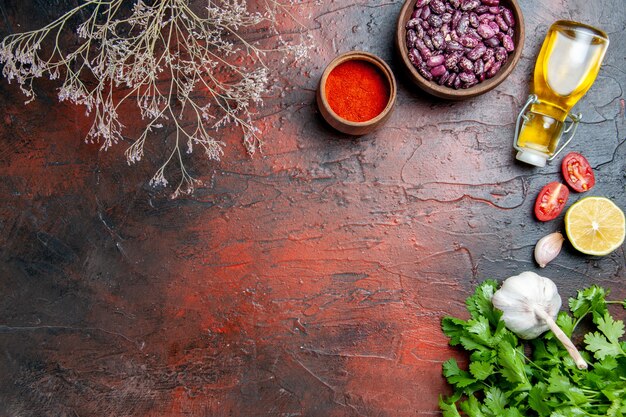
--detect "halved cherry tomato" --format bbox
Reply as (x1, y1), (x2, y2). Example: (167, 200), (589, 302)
(561, 152), (595, 192)
(534, 182), (569, 221)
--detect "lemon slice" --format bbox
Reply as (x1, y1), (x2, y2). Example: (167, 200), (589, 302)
(565, 197), (625, 256)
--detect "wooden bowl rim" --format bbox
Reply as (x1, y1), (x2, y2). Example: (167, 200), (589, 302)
(395, 0), (525, 100)
(318, 51), (398, 126)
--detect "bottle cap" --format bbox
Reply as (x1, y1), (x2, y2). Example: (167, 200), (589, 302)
(516, 150), (548, 167)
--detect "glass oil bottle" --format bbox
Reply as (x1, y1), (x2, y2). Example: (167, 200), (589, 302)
(513, 21), (609, 167)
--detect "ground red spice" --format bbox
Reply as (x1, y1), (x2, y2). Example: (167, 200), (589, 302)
(325, 60), (390, 123)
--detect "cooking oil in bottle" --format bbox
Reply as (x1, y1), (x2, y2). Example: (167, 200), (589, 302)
(514, 21), (609, 167)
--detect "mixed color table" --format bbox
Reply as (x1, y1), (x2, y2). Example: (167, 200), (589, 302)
(1, 0), (624, 415)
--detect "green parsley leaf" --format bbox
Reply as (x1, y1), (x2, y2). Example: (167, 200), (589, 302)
(459, 395), (487, 417)
(497, 343), (530, 388)
(585, 332), (622, 360)
(502, 408), (524, 417)
(466, 280), (500, 325)
(607, 398), (622, 417)
(470, 348), (495, 363)
(459, 335), (488, 352)
(556, 312), (575, 337)
(467, 316), (496, 346)
(531, 339), (561, 367)
(569, 285), (607, 319)
(528, 383), (551, 416)
(554, 406), (588, 416)
(602, 386), (625, 402)
(547, 369), (588, 405)
(442, 317), (467, 346)
(439, 395), (462, 417)
(443, 358), (477, 388)
(597, 355), (618, 372)
(469, 361), (494, 380)
(596, 312), (625, 344)
(547, 368), (571, 393)
(483, 386), (506, 415)
(442, 358), (462, 378)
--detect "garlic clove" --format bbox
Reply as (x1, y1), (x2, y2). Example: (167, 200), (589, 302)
(534, 232), (565, 268)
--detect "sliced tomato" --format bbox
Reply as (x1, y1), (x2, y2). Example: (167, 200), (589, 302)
(534, 182), (569, 221)
(561, 152), (595, 192)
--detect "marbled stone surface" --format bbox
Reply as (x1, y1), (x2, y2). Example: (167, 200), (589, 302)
(0, 0), (624, 416)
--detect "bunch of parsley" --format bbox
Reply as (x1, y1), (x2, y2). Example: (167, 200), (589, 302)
(439, 280), (626, 417)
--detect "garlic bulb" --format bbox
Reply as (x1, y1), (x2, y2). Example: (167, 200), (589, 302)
(534, 232), (565, 268)
(492, 271), (588, 369)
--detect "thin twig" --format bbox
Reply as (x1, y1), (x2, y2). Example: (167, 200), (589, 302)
(0, 0), (308, 197)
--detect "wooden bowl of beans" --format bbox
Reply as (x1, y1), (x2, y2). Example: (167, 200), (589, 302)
(396, 0), (524, 99)
(317, 51), (397, 135)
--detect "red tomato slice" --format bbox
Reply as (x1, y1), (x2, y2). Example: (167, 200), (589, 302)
(561, 152), (595, 192)
(534, 182), (569, 221)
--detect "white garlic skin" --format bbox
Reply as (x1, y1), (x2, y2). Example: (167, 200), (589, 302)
(534, 232), (565, 268)
(491, 271), (562, 339)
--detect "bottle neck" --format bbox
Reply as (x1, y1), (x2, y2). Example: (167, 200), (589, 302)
(529, 100), (568, 122)
(516, 105), (565, 159)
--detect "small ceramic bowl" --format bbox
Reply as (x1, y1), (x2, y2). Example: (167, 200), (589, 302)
(395, 0), (525, 100)
(317, 51), (397, 135)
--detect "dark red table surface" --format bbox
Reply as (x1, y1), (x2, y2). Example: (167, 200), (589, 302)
(0, 1), (624, 416)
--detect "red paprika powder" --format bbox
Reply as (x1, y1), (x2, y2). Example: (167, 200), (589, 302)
(325, 60), (390, 123)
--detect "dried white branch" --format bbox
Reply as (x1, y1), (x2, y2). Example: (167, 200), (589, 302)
(0, 0), (309, 197)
